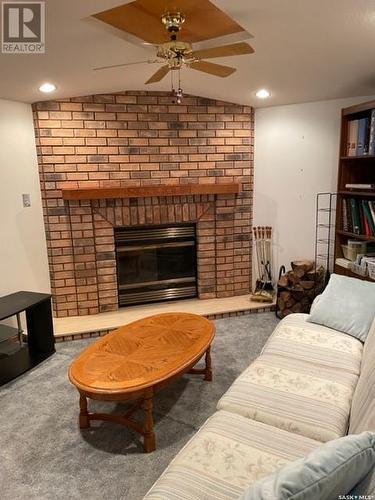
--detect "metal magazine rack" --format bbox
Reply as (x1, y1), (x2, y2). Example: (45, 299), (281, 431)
(314, 192), (337, 286)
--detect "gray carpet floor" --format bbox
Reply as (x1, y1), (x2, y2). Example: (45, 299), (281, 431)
(0, 312), (278, 500)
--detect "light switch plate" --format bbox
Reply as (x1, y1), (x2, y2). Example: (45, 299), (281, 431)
(22, 194), (31, 207)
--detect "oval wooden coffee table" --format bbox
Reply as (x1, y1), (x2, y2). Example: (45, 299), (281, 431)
(68, 312), (215, 452)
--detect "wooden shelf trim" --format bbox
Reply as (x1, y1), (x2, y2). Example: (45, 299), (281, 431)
(340, 155), (375, 160)
(338, 191), (375, 198)
(62, 183), (241, 201)
(334, 264), (374, 282)
(342, 99), (375, 116)
(337, 230), (375, 242)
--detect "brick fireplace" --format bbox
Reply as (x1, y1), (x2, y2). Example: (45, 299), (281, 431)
(32, 91), (254, 318)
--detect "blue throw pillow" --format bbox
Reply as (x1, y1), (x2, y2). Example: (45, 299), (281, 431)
(308, 273), (375, 342)
(240, 432), (375, 500)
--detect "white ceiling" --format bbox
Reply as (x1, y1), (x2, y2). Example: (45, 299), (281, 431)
(1, 0), (375, 107)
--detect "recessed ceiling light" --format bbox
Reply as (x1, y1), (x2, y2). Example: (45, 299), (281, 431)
(256, 89), (271, 99)
(39, 83), (57, 93)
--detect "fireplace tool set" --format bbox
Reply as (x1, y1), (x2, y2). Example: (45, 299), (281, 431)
(251, 226), (275, 302)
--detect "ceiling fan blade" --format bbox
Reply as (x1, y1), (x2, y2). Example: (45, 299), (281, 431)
(189, 60), (236, 78)
(192, 42), (254, 60)
(94, 60), (156, 71)
(145, 65), (170, 84)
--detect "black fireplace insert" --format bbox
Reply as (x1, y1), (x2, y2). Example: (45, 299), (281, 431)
(115, 224), (197, 307)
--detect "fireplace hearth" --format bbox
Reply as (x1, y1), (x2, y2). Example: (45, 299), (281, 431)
(115, 224), (197, 307)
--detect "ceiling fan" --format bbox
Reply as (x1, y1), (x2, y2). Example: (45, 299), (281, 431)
(94, 11), (254, 84)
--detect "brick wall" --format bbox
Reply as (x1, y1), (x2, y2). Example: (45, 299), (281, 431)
(32, 91), (254, 317)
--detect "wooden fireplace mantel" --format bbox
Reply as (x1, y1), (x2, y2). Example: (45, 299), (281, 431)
(61, 183), (241, 201)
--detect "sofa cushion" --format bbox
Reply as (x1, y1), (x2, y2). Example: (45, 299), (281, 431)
(349, 318), (375, 434)
(262, 313), (363, 375)
(144, 411), (320, 500)
(241, 431), (375, 500)
(217, 354), (358, 442)
(308, 273), (375, 342)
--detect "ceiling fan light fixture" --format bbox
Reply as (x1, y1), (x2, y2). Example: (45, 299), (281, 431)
(161, 12), (185, 32)
(256, 89), (271, 99)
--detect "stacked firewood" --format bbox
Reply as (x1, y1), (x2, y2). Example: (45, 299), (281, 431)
(277, 260), (325, 318)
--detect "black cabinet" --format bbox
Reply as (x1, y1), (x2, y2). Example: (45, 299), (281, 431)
(0, 291), (55, 386)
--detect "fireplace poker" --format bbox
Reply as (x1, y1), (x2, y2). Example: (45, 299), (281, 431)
(251, 226), (275, 303)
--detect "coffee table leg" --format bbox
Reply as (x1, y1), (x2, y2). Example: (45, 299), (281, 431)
(204, 347), (213, 382)
(188, 346), (213, 381)
(142, 396), (156, 453)
(79, 393), (90, 429)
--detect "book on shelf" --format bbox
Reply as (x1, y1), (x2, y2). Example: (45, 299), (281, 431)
(347, 120), (358, 156)
(343, 198), (375, 236)
(370, 202), (375, 225)
(346, 112), (375, 156)
(345, 198), (353, 231)
(345, 183), (375, 190)
(342, 198), (348, 231)
(370, 109), (375, 155)
(357, 117), (370, 155)
(362, 200), (375, 235)
(335, 257), (352, 269)
(362, 210), (372, 236)
(350, 198), (361, 234)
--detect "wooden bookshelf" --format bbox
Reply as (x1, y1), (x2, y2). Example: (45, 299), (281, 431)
(334, 99), (375, 282)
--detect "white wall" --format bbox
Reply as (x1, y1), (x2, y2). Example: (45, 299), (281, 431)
(254, 95), (375, 281)
(1, 94), (373, 298)
(0, 98), (50, 297)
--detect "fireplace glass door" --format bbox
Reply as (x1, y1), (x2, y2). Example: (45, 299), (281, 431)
(115, 224), (197, 306)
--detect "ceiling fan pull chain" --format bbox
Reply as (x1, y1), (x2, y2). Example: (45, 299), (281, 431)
(176, 69), (183, 104)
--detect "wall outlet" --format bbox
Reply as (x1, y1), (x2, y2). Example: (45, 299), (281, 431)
(22, 194), (31, 207)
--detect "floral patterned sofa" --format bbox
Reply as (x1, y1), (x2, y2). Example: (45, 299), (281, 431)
(144, 313), (375, 499)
